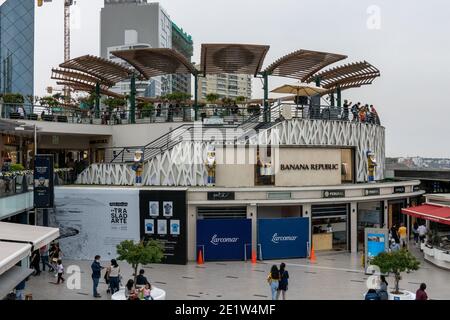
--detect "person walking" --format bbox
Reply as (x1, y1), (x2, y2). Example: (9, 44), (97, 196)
(15, 279), (27, 300)
(418, 223), (427, 244)
(91, 255), (104, 298)
(390, 224), (400, 244)
(412, 222), (420, 246)
(377, 275), (389, 300)
(398, 223), (408, 249)
(56, 259), (65, 284)
(30, 249), (41, 276)
(106, 259), (121, 294)
(277, 263), (289, 300)
(267, 265), (280, 300)
(39, 245), (54, 272)
(49, 243), (62, 275)
(415, 283), (428, 300)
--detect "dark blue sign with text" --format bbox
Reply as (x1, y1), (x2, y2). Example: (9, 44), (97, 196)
(258, 218), (309, 260)
(197, 219), (251, 261)
(33, 155), (54, 208)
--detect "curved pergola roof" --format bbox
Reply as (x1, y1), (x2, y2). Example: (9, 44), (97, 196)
(56, 80), (126, 99)
(312, 61), (381, 94)
(112, 48), (197, 80)
(264, 49), (347, 81)
(200, 43), (270, 76)
(59, 55), (135, 87)
(51, 68), (104, 87)
(308, 61), (380, 88)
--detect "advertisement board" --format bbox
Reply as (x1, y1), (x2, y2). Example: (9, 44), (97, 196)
(139, 190), (187, 265)
(52, 188), (140, 260)
(34, 155), (54, 208)
(197, 219), (251, 261)
(364, 227), (389, 273)
(258, 218), (309, 260)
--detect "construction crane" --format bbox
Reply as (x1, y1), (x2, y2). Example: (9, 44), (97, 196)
(38, 0), (75, 100)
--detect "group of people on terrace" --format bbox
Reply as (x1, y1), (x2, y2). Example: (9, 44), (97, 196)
(344, 100), (381, 124)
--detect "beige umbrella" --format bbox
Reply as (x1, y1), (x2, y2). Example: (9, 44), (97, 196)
(270, 83), (326, 96)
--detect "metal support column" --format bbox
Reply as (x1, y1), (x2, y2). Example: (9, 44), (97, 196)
(95, 82), (100, 119)
(194, 73), (199, 121)
(337, 86), (342, 108)
(330, 93), (335, 106)
(130, 74), (136, 124)
(263, 72), (269, 122)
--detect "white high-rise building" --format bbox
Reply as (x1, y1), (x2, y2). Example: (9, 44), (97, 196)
(100, 0), (172, 97)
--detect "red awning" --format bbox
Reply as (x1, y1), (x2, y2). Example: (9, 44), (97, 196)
(402, 204), (450, 225)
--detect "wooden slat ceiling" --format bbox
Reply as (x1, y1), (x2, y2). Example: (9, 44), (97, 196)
(56, 80), (126, 99)
(51, 68), (104, 87)
(307, 61), (380, 89)
(320, 75), (380, 95)
(112, 48), (197, 80)
(264, 49), (347, 81)
(59, 55), (134, 87)
(200, 43), (270, 76)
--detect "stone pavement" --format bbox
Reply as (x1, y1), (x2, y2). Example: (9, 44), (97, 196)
(25, 248), (450, 300)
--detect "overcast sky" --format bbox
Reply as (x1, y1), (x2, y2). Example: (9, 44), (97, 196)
(4, 0), (449, 158)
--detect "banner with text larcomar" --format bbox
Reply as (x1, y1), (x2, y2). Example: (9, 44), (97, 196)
(34, 155), (54, 208)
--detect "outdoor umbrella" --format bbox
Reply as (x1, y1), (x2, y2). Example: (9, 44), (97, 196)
(271, 83), (326, 117)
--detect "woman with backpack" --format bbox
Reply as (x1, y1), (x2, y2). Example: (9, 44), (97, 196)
(377, 275), (389, 300)
(267, 265), (280, 300)
(277, 263), (289, 300)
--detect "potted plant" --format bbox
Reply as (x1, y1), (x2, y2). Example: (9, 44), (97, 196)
(371, 250), (420, 300)
(2, 93), (25, 118)
(103, 97), (126, 124)
(116, 239), (164, 290)
(247, 104), (261, 115)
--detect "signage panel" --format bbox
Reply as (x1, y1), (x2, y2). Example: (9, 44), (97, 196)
(394, 186), (406, 194)
(364, 228), (389, 274)
(323, 190), (346, 198)
(34, 155), (54, 208)
(207, 192), (235, 201)
(197, 219), (251, 261)
(365, 188), (381, 196)
(258, 218), (309, 260)
(139, 190), (187, 265)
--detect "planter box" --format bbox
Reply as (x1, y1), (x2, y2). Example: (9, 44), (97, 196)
(57, 116), (68, 123)
(27, 114), (38, 121)
(92, 118), (102, 125)
(388, 290), (415, 300)
(42, 115), (54, 122)
(9, 112), (21, 119)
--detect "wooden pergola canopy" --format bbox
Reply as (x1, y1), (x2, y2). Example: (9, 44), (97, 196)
(56, 80), (126, 99)
(264, 49), (347, 82)
(200, 43), (270, 76)
(111, 48), (197, 80)
(310, 61), (381, 94)
(59, 55), (135, 87)
(51, 68), (105, 87)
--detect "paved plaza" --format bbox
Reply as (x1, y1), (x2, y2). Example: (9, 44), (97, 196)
(26, 248), (450, 300)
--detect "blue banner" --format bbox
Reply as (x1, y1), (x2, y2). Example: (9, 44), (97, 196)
(367, 233), (386, 259)
(197, 219), (251, 261)
(258, 218), (309, 260)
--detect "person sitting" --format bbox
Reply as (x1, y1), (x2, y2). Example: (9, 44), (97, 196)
(365, 289), (380, 300)
(136, 269), (150, 288)
(390, 240), (400, 252)
(140, 283), (153, 300)
(125, 279), (138, 300)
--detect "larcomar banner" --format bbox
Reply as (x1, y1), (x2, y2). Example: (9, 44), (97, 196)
(197, 219), (251, 261)
(258, 218), (309, 260)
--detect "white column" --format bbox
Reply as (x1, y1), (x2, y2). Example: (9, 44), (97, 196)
(383, 200), (389, 228)
(247, 204), (257, 259)
(187, 204), (197, 262)
(350, 202), (358, 253)
(302, 204), (312, 255)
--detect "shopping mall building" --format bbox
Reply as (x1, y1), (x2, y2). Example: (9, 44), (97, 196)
(1, 44), (424, 268)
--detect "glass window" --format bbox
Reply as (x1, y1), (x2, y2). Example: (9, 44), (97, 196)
(341, 148), (354, 183)
(357, 201), (383, 251)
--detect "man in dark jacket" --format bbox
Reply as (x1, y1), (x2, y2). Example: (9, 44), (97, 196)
(91, 255), (104, 298)
(136, 269), (151, 287)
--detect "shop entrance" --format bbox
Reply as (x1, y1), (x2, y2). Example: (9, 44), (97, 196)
(388, 200), (407, 229)
(311, 204), (349, 252)
(357, 201), (384, 252)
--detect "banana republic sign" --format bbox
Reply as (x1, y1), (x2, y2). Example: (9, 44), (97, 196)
(280, 164), (340, 171)
(276, 149), (342, 187)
